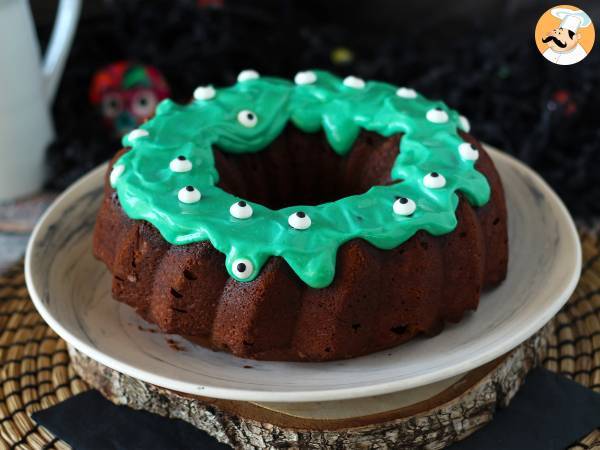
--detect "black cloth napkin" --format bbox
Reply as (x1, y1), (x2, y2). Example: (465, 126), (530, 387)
(33, 368), (600, 450)
(32, 389), (229, 450)
(450, 368), (600, 450)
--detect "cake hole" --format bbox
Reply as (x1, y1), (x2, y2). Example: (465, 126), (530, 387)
(352, 323), (361, 332)
(214, 125), (401, 209)
(391, 324), (408, 335)
(172, 307), (187, 313)
(420, 241), (429, 250)
(460, 231), (467, 238)
(324, 347), (332, 352)
(166, 338), (185, 351)
(170, 288), (183, 299)
(493, 217), (500, 225)
(243, 340), (254, 347)
(183, 269), (197, 280)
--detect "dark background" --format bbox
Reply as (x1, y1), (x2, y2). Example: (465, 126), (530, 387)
(31, 0), (600, 220)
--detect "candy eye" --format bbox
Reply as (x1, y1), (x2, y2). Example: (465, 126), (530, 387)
(459, 115), (471, 132)
(294, 71), (317, 85)
(458, 143), (479, 161)
(426, 107), (449, 124)
(131, 90), (157, 117)
(170, 155), (193, 172)
(128, 128), (149, 141)
(232, 258), (254, 279)
(101, 93), (123, 118)
(110, 165), (125, 187)
(423, 172), (447, 189)
(396, 87), (417, 99)
(193, 85), (216, 101)
(288, 211), (311, 230)
(178, 185), (201, 203)
(230, 200), (253, 219)
(343, 75), (365, 89)
(237, 110), (258, 128)
(393, 197), (416, 216)
(237, 69), (260, 82)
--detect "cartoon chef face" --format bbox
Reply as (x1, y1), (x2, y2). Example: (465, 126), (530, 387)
(537, 7), (594, 66)
(542, 26), (581, 53)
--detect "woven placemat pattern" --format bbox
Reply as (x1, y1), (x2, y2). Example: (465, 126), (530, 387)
(0, 265), (88, 450)
(543, 233), (600, 449)
(0, 234), (598, 449)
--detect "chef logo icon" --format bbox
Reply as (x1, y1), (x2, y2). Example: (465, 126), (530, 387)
(535, 5), (595, 65)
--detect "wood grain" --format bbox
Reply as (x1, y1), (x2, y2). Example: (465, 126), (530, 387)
(69, 322), (552, 450)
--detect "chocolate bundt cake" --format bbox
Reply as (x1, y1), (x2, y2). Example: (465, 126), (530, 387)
(93, 70), (508, 362)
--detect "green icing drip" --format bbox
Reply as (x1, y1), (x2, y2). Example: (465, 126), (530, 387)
(113, 70), (490, 288)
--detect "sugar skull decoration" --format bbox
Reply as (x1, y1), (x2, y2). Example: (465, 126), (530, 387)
(90, 61), (170, 136)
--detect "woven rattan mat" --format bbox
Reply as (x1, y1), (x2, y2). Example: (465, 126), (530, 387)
(1, 234), (600, 449)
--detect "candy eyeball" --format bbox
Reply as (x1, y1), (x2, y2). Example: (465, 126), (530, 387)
(426, 107), (449, 124)
(294, 71), (317, 85)
(423, 172), (447, 189)
(110, 165), (125, 187)
(237, 69), (260, 82)
(193, 85), (216, 101)
(232, 258), (254, 279)
(458, 143), (479, 161)
(128, 128), (149, 140)
(396, 87), (417, 99)
(288, 211), (311, 230)
(178, 185), (201, 203)
(170, 155), (193, 172)
(237, 110), (258, 128)
(459, 115), (471, 132)
(343, 75), (365, 89)
(230, 200), (253, 219)
(393, 197), (416, 216)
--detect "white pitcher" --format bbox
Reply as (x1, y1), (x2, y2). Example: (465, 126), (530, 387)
(0, 0), (81, 201)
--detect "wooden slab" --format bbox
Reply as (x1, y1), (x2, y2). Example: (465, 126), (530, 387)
(68, 322), (552, 449)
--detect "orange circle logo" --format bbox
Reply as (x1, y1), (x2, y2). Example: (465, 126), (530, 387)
(535, 5), (595, 65)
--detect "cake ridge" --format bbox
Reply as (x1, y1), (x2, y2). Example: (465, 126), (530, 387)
(94, 126), (508, 361)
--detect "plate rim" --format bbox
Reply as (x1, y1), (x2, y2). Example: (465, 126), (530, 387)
(25, 147), (582, 402)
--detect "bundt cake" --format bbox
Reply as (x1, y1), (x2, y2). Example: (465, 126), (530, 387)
(93, 70), (508, 362)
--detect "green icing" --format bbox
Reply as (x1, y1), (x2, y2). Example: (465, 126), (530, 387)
(113, 70), (490, 288)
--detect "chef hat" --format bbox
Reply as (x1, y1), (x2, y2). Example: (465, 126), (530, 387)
(551, 7), (592, 33)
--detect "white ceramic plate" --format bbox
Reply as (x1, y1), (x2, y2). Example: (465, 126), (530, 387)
(25, 148), (581, 402)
